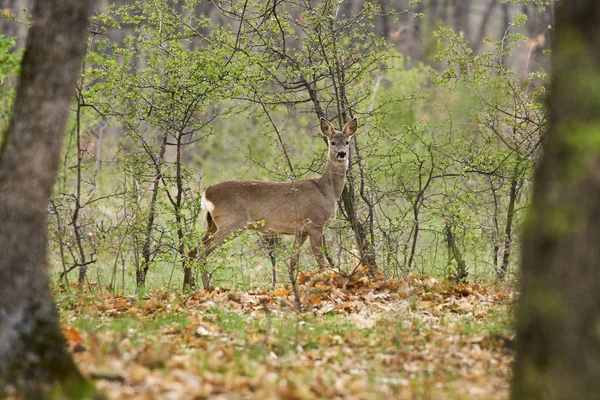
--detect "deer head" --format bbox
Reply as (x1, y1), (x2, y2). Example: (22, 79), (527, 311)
(320, 117), (358, 167)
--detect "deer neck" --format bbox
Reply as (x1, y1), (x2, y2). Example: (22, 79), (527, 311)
(319, 158), (348, 199)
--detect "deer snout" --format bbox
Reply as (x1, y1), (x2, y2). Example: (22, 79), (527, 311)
(337, 151), (346, 159)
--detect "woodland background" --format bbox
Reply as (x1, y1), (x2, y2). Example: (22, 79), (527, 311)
(0, 0), (568, 399)
(0, 0), (552, 292)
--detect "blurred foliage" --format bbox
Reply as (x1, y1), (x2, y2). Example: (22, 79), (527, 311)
(0, 34), (21, 137)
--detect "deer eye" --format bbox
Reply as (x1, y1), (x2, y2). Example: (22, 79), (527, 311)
(345, 141), (349, 145)
(331, 141), (336, 145)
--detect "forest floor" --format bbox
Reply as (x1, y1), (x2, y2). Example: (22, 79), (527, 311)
(57, 268), (515, 399)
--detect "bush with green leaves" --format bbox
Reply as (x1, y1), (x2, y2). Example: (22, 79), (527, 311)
(369, 12), (548, 280)
(45, 1), (550, 293)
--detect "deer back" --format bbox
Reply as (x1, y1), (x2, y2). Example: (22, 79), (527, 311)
(202, 178), (337, 235)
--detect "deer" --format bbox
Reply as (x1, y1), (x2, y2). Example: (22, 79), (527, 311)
(193, 117), (358, 288)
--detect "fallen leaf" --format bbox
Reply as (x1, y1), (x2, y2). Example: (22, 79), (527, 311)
(273, 288), (290, 297)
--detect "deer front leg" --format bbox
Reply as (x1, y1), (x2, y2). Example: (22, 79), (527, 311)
(289, 232), (308, 309)
(307, 226), (328, 272)
(262, 234), (279, 288)
(290, 232), (308, 272)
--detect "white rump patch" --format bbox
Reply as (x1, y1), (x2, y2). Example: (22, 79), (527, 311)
(201, 191), (215, 213)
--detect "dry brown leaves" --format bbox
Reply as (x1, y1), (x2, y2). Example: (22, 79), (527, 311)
(60, 268), (515, 399)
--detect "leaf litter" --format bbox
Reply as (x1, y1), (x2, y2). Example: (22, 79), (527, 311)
(57, 267), (515, 399)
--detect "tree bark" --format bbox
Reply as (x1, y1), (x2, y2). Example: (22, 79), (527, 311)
(472, 0), (499, 53)
(445, 221), (468, 283)
(138, 130), (168, 288)
(512, 1), (600, 398)
(341, 183), (377, 271)
(0, 0), (95, 397)
(499, 161), (521, 280)
(453, 0), (471, 41)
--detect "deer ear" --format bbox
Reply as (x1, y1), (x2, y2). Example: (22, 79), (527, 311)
(343, 118), (358, 138)
(320, 117), (335, 138)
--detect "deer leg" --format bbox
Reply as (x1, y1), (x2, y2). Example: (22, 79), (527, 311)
(188, 211), (217, 258)
(290, 232), (308, 272)
(197, 218), (246, 288)
(202, 213), (218, 241)
(307, 226), (328, 272)
(264, 235), (279, 288)
(204, 224), (245, 256)
(271, 249), (277, 288)
(186, 213), (219, 289)
(289, 232), (308, 309)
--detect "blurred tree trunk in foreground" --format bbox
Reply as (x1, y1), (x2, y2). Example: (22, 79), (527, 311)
(0, 0), (96, 398)
(513, 1), (600, 399)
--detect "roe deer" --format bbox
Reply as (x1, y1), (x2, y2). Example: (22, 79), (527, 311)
(194, 117), (358, 287)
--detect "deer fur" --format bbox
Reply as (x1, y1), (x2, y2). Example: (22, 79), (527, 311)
(196, 117), (358, 278)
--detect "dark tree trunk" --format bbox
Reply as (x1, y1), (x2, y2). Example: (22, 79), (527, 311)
(453, 0), (471, 41)
(472, 0), (499, 53)
(340, 183), (377, 272)
(137, 130), (169, 288)
(445, 221), (468, 283)
(407, 202), (420, 270)
(0, 0), (17, 37)
(499, 161), (521, 280)
(0, 0), (95, 397)
(75, 97), (90, 287)
(377, 0), (391, 42)
(512, 1), (600, 398)
(175, 131), (196, 291)
(490, 177), (501, 272)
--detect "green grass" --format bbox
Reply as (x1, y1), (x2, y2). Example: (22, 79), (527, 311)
(54, 277), (515, 399)
(68, 311), (190, 343)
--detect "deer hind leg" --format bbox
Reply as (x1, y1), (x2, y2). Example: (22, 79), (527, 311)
(188, 211), (217, 260)
(203, 211), (217, 241)
(197, 213), (246, 288)
(203, 217), (247, 256)
(193, 211), (217, 289)
(307, 226), (327, 272)
(186, 212), (218, 288)
(184, 212), (221, 290)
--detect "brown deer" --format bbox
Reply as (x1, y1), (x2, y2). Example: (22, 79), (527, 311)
(194, 117), (357, 287)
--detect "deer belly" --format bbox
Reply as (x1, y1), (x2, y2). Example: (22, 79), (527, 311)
(248, 225), (286, 235)
(247, 223), (296, 235)
(246, 216), (309, 236)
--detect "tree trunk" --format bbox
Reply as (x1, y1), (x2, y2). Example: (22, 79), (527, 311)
(340, 183), (377, 271)
(490, 177), (501, 272)
(0, 0), (95, 397)
(445, 221), (468, 283)
(175, 131), (196, 291)
(472, 0), (499, 53)
(499, 161), (521, 280)
(512, 1), (600, 398)
(453, 0), (471, 41)
(407, 202), (420, 270)
(75, 97), (90, 287)
(137, 130), (169, 288)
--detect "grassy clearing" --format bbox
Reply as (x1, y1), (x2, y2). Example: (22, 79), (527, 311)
(57, 269), (515, 399)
